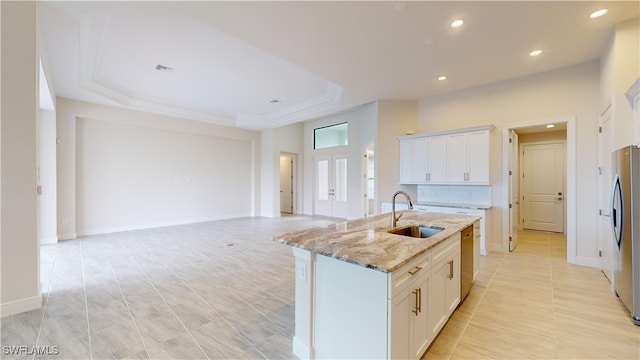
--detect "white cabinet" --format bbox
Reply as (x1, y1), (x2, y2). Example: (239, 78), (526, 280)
(399, 125), (493, 185)
(427, 135), (447, 182)
(399, 136), (446, 184)
(446, 130), (490, 184)
(294, 231), (466, 360)
(390, 267), (430, 359)
(428, 235), (461, 338)
(399, 137), (428, 184)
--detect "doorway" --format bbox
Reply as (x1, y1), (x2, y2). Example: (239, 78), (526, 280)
(279, 154), (295, 215)
(503, 117), (576, 263)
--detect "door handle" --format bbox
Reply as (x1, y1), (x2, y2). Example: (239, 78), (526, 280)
(447, 260), (454, 279)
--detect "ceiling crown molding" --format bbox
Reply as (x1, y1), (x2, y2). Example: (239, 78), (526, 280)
(77, 14), (342, 129)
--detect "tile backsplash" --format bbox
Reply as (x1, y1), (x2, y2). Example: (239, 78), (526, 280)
(417, 185), (492, 206)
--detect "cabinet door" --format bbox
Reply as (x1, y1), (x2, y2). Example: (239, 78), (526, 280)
(427, 135), (447, 183)
(412, 137), (429, 184)
(399, 139), (413, 184)
(412, 275), (431, 359)
(429, 258), (448, 338)
(466, 130), (490, 183)
(446, 133), (467, 183)
(430, 246), (461, 338)
(390, 274), (431, 360)
(390, 287), (413, 360)
(445, 249), (461, 315)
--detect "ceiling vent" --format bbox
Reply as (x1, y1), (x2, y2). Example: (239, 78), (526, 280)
(155, 64), (174, 72)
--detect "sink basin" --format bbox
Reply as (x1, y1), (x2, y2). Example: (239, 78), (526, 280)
(388, 225), (445, 238)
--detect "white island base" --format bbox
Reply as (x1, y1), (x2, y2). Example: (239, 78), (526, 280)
(291, 232), (463, 359)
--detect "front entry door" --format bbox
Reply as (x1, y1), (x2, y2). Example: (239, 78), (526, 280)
(315, 155), (348, 219)
(522, 142), (565, 233)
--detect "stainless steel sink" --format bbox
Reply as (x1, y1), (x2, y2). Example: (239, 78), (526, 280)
(388, 225), (444, 238)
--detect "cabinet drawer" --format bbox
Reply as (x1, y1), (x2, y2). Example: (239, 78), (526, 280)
(389, 252), (431, 298)
(432, 234), (460, 264)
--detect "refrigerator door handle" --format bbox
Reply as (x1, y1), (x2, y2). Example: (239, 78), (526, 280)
(611, 174), (623, 250)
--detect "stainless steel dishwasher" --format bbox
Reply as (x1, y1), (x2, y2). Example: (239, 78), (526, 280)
(460, 225), (473, 301)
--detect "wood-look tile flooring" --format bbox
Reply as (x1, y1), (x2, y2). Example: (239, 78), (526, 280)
(2, 218), (638, 359)
(424, 230), (640, 360)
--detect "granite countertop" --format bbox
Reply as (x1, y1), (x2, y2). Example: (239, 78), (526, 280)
(272, 211), (479, 273)
(414, 202), (492, 210)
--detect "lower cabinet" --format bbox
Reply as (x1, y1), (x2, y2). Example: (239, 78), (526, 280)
(429, 237), (461, 338)
(293, 232), (463, 360)
(390, 273), (430, 359)
(389, 233), (460, 360)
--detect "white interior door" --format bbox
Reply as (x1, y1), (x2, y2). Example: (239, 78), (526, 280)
(598, 106), (614, 282)
(280, 155), (293, 214)
(509, 130), (519, 251)
(522, 142), (565, 233)
(315, 155), (348, 219)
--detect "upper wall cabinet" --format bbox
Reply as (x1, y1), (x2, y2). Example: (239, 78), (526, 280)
(399, 125), (494, 185)
(399, 135), (447, 184)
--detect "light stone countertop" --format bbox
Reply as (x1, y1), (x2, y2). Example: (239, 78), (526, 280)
(414, 202), (492, 210)
(272, 211), (480, 273)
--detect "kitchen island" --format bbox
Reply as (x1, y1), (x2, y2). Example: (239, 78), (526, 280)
(273, 211), (480, 359)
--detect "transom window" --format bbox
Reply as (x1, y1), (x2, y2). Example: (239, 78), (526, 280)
(314, 122), (348, 150)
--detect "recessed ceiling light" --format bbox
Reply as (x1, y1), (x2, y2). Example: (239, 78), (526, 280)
(438, 75), (448, 81)
(450, 19), (464, 28)
(590, 9), (608, 19)
(529, 49), (543, 57)
(546, 124), (555, 129)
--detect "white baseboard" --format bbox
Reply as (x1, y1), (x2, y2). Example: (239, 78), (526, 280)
(0, 295), (42, 318)
(57, 232), (76, 241)
(575, 256), (600, 269)
(75, 213), (252, 237)
(292, 336), (310, 360)
(39, 236), (58, 245)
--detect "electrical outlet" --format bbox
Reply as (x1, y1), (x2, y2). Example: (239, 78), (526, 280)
(297, 263), (307, 281)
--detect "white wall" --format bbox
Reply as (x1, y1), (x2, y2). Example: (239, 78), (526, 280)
(303, 103), (377, 219)
(376, 100), (418, 212)
(600, 18), (640, 151)
(417, 62), (601, 263)
(1, 1), (42, 316)
(57, 98), (261, 237)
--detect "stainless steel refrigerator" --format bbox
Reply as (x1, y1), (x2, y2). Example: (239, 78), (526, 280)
(611, 145), (640, 325)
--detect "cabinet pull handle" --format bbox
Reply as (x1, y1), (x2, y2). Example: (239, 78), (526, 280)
(417, 287), (422, 314)
(412, 289), (419, 316)
(408, 266), (422, 276)
(448, 260), (454, 279)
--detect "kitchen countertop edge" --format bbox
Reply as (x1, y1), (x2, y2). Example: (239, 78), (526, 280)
(273, 211), (480, 273)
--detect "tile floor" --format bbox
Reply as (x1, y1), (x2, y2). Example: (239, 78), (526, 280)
(1, 217), (639, 359)
(424, 230), (640, 360)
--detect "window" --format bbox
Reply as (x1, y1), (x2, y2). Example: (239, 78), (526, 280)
(314, 123), (348, 150)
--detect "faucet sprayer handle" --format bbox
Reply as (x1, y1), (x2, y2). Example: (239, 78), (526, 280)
(408, 200), (414, 210)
